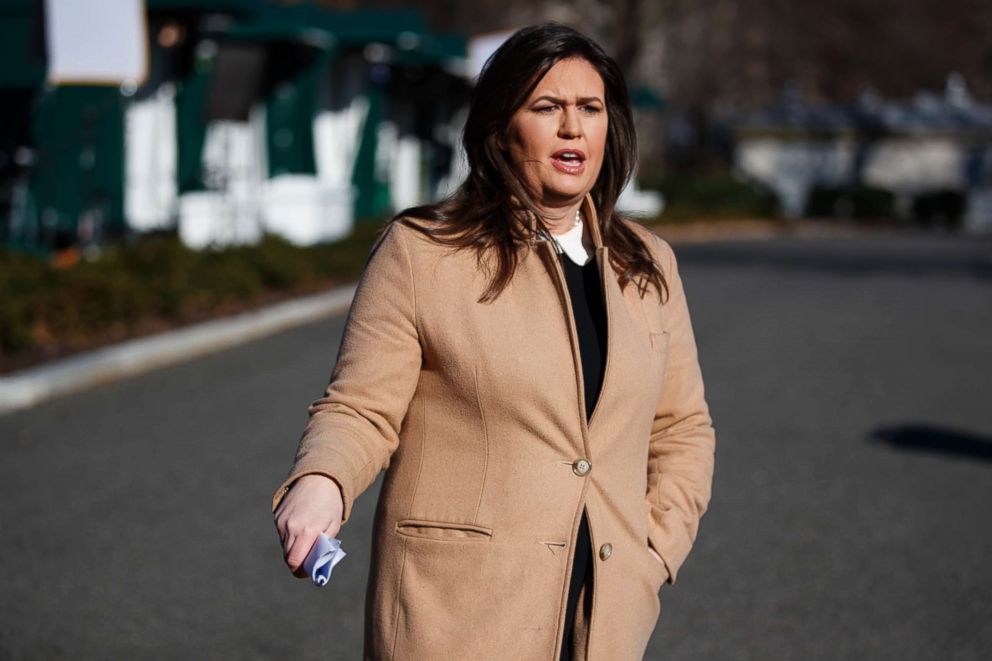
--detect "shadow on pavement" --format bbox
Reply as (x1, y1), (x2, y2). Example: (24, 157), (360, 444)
(870, 423), (992, 463)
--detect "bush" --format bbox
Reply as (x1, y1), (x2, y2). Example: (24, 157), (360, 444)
(0, 250), (46, 354)
(251, 234), (315, 290)
(911, 190), (966, 230)
(805, 184), (896, 219)
(637, 170), (781, 221)
(0, 223), (386, 367)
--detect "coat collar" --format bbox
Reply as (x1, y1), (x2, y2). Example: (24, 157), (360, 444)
(583, 192), (604, 250)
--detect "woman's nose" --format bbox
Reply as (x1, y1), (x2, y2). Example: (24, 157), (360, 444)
(559, 108), (582, 138)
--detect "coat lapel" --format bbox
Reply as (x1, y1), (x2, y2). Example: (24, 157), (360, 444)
(533, 192), (615, 447)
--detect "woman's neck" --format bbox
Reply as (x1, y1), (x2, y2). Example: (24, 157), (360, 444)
(543, 200), (584, 235)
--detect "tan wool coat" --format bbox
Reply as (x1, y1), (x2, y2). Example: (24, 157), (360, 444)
(272, 192), (716, 660)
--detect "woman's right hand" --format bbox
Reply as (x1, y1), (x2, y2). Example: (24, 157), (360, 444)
(273, 474), (344, 578)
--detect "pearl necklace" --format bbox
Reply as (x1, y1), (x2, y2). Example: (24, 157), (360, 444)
(551, 207), (590, 265)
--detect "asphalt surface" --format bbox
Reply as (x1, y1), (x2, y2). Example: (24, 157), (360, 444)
(1, 230), (990, 660)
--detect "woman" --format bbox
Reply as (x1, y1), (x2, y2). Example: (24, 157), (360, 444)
(272, 22), (716, 660)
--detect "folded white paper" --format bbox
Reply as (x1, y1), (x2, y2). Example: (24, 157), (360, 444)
(303, 533), (346, 586)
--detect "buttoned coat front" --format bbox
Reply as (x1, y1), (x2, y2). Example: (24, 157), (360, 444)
(272, 192), (716, 660)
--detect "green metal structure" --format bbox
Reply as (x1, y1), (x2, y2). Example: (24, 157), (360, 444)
(0, 0), (468, 256)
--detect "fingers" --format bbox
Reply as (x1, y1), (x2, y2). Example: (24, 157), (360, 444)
(286, 528), (322, 571)
(274, 514), (315, 574)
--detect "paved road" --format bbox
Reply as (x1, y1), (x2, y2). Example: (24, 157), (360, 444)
(1, 231), (990, 660)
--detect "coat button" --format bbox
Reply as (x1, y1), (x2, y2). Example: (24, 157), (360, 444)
(599, 543), (613, 560)
(572, 458), (591, 476)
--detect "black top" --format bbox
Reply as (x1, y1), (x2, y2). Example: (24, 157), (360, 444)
(557, 251), (608, 421)
(556, 249), (607, 661)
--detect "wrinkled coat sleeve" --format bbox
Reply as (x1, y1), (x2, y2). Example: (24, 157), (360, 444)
(645, 237), (716, 585)
(271, 221), (422, 522)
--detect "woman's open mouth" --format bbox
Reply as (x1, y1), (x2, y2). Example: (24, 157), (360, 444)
(550, 149), (586, 175)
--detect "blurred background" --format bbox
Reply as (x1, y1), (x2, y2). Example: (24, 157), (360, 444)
(0, 1), (989, 659)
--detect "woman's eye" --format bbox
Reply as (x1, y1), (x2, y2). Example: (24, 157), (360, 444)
(535, 105), (556, 113)
(582, 105), (603, 114)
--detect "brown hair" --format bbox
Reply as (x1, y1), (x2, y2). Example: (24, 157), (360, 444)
(385, 21), (668, 304)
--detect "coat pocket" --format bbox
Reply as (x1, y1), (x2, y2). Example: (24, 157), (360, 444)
(643, 542), (670, 593)
(395, 518), (494, 542)
(648, 330), (670, 355)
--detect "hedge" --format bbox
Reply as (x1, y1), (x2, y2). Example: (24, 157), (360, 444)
(0, 225), (382, 369)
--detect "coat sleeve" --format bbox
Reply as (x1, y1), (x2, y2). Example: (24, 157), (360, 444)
(644, 236), (716, 585)
(270, 221), (422, 523)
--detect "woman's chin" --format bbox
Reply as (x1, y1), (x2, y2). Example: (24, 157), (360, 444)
(541, 180), (593, 202)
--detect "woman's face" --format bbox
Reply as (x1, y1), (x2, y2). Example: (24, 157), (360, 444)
(504, 57), (609, 209)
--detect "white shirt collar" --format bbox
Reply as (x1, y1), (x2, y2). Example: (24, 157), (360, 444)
(549, 216), (591, 266)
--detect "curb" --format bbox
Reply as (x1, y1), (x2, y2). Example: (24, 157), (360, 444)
(0, 284), (357, 415)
